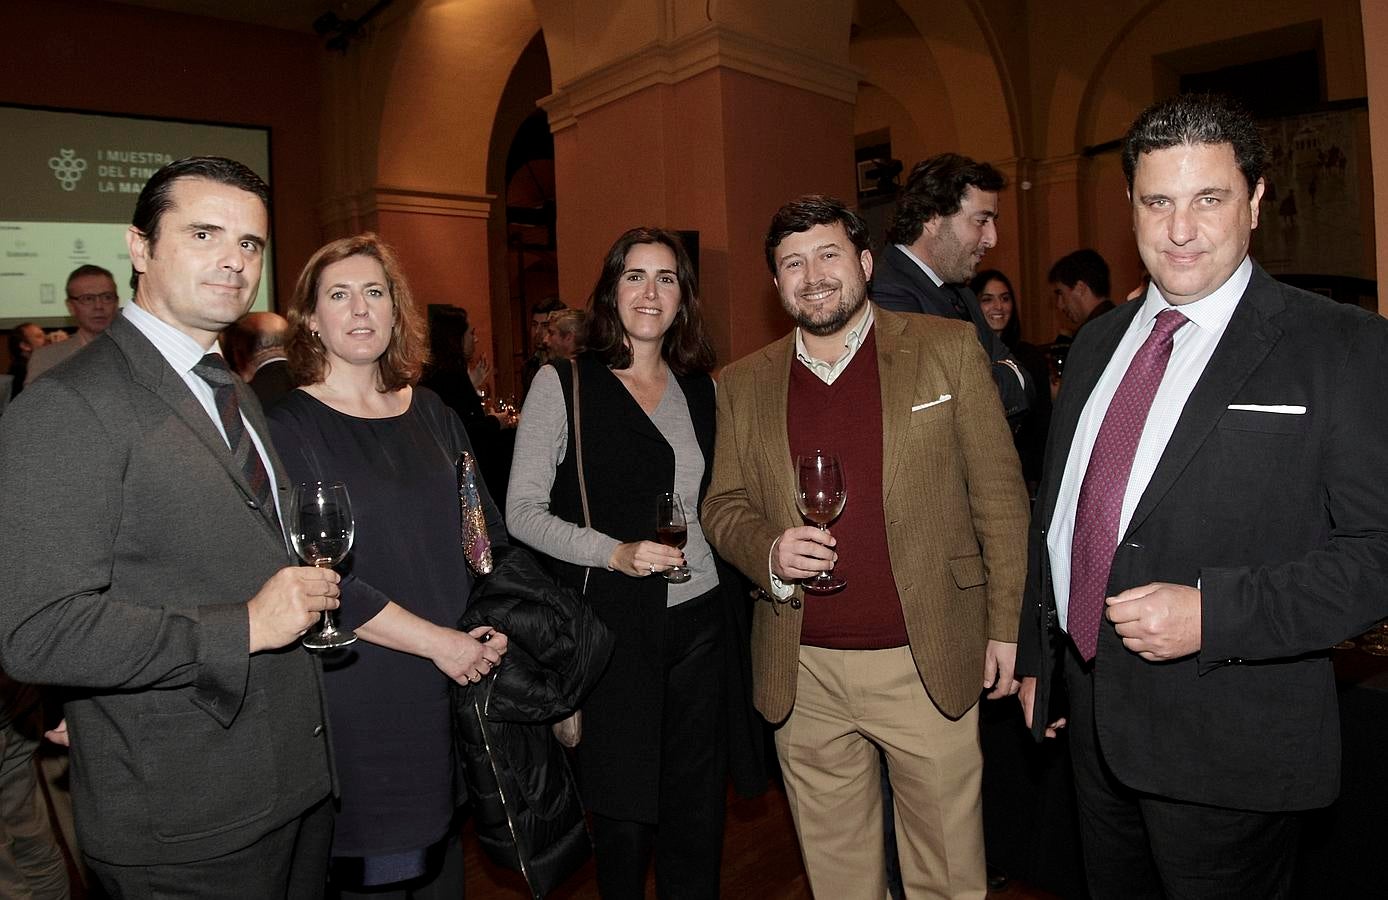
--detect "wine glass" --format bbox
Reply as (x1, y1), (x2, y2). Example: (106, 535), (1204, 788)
(795, 451), (847, 593)
(656, 491), (691, 583)
(290, 481), (358, 650)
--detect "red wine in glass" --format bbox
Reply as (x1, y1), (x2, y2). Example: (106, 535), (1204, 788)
(795, 451), (847, 593)
(657, 525), (688, 549)
(656, 491), (691, 583)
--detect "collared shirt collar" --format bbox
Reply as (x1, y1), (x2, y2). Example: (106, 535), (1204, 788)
(794, 302), (874, 385)
(1135, 255), (1252, 334)
(123, 300), (221, 376)
(894, 244), (945, 287)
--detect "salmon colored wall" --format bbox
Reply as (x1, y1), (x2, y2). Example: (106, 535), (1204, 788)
(551, 68), (855, 368)
(374, 210), (494, 354)
(718, 70), (858, 362)
(2, 0), (323, 308)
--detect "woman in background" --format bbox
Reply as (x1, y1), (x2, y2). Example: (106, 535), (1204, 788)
(269, 233), (507, 899)
(507, 227), (760, 899)
(420, 304), (516, 509)
(971, 268), (1051, 491)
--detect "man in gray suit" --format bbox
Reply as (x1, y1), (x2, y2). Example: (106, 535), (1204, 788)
(0, 157), (340, 898)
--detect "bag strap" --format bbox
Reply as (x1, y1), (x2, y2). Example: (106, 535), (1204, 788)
(570, 359), (593, 595)
(569, 358), (592, 529)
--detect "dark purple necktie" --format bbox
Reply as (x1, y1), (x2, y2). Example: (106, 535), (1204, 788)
(193, 353), (277, 525)
(1068, 308), (1189, 660)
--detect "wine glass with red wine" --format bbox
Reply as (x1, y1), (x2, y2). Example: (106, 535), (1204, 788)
(795, 451), (847, 593)
(656, 491), (691, 583)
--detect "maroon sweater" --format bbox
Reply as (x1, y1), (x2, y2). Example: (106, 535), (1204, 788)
(788, 327), (909, 648)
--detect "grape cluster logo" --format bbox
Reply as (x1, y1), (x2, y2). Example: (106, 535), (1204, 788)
(49, 149), (88, 191)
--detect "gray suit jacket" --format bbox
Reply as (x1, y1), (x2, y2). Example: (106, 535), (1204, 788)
(0, 316), (332, 865)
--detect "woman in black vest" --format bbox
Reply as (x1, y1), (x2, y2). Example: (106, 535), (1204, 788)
(507, 227), (760, 898)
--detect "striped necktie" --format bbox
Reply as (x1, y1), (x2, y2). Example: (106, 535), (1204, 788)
(193, 353), (277, 525)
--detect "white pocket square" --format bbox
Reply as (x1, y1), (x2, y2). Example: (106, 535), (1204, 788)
(1227, 404), (1306, 415)
(911, 394), (952, 412)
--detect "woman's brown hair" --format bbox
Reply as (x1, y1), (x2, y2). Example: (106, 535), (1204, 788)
(583, 227), (715, 375)
(285, 233), (428, 391)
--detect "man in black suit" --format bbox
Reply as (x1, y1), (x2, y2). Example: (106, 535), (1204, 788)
(0, 157), (341, 898)
(872, 153), (1031, 423)
(1047, 248), (1116, 336)
(1017, 93), (1388, 898)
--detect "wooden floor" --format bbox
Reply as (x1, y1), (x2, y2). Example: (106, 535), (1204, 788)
(50, 751), (1056, 899)
(462, 781), (1060, 900)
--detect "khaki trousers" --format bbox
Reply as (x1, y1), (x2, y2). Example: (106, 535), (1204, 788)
(774, 645), (985, 900)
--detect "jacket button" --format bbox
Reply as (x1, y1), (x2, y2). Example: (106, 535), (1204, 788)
(245, 499), (258, 508)
(312, 724), (323, 737)
(790, 598), (802, 610)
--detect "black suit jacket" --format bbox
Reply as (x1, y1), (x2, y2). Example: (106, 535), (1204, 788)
(0, 316), (333, 864)
(1017, 263), (1388, 811)
(249, 357), (294, 409)
(871, 244), (1032, 420)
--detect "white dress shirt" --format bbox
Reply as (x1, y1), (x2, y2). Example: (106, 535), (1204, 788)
(124, 301), (283, 524)
(894, 244), (947, 286)
(1047, 256), (1252, 631)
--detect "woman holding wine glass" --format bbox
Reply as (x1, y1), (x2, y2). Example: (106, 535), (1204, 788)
(507, 227), (763, 898)
(268, 233), (508, 899)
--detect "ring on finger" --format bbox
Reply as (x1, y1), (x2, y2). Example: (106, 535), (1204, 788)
(649, 564), (655, 575)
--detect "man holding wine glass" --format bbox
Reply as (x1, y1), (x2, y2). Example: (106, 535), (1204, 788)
(703, 195), (1029, 900)
(0, 158), (338, 899)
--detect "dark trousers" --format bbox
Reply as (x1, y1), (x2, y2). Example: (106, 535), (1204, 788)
(85, 798), (333, 900)
(592, 588), (726, 900)
(0, 712), (68, 899)
(1063, 647), (1300, 900)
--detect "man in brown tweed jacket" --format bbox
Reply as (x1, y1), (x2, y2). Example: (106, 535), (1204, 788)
(704, 195), (1028, 899)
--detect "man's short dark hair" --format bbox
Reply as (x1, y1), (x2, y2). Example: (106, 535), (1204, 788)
(1047, 249), (1111, 299)
(129, 156), (270, 289)
(66, 264), (114, 296)
(1122, 93), (1267, 194)
(764, 195), (871, 274)
(887, 153), (1006, 245)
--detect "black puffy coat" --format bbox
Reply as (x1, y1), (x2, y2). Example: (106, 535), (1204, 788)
(453, 544), (614, 898)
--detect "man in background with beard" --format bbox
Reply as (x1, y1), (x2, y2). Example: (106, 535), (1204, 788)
(872, 154), (1032, 425)
(703, 195), (1029, 898)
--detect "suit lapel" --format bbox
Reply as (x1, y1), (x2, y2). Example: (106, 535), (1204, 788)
(111, 318), (282, 535)
(1039, 302), (1141, 525)
(882, 245), (949, 316)
(752, 335), (801, 526)
(1123, 272), (1284, 539)
(875, 313), (918, 497)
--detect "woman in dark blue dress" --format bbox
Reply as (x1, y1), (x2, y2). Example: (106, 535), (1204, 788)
(269, 233), (508, 899)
